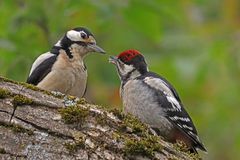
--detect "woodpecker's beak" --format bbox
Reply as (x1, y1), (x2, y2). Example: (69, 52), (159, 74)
(87, 43), (105, 54)
(85, 35), (105, 54)
(109, 56), (118, 65)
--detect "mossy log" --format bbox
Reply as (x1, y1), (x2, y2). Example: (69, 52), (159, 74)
(0, 76), (199, 160)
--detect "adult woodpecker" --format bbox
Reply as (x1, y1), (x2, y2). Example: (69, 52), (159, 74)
(109, 49), (206, 153)
(27, 27), (105, 97)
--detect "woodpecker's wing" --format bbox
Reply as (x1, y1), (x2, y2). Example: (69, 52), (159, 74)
(27, 53), (57, 85)
(139, 72), (206, 151)
(82, 64), (88, 97)
(142, 72), (182, 102)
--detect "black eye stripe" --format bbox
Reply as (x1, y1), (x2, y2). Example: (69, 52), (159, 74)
(81, 32), (87, 39)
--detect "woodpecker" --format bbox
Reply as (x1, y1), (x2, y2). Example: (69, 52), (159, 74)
(27, 27), (105, 97)
(109, 49), (206, 153)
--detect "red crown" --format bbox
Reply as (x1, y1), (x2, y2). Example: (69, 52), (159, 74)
(118, 49), (141, 62)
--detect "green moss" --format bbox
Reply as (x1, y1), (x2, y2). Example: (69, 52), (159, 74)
(59, 106), (89, 124)
(104, 110), (148, 135)
(25, 84), (50, 94)
(0, 148), (6, 154)
(173, 141), (201, 159)
(0, 76), (40, 92)
(0, 76), (62, 98)
(12, 95), (33, 106)
(95, 112), (109, 126)
(0, 88), (12, 98)
(0, 121), (34, 135)
(77, 98), (87, 105)
(66, 95), (76, 101)
(112, 131), (121, 141)
(123, 135), (162, 158)
(118, 114), (164, 158)
(109, 108), (124, 120)
(188, 153), (201, 160)
(174, 140), (189, 153)
(64, 141), (85, 154)
(18, 82), (55, 96)
(50, 91), (65, 99)
(0, 76), (16, 83)
(121, 114), (148, 135)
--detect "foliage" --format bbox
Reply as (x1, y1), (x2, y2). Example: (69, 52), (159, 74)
(0, 0), (239, 159)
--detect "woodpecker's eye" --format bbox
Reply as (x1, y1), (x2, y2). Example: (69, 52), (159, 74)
(81, 32), (87, 39)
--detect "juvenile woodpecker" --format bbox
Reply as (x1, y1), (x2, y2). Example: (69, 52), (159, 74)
(109, 49), (206, 153)
(27, 27), (105, 97)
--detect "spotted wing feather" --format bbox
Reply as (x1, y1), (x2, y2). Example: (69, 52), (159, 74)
(139, 72), (206, 152)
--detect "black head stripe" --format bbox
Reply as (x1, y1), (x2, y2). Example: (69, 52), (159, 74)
(50, 46), (61, 55)
(51, 44), (73, 59)
(52, 27), (94, 59)
(72, 27), (93, 37)
(128, 55), (148, 74)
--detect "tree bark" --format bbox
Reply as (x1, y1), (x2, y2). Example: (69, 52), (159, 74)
(0, 76), (198, 160)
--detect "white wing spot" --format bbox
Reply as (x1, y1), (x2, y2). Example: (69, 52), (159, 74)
(143, 77), (182, 111)
(183, 124), (193, 131)
(144, 77), (174, 97)
(166, 96), (181, 111)
(188, 131), (200, 140)
(170, 116), (190, 122)
(177, 124), (182, 128)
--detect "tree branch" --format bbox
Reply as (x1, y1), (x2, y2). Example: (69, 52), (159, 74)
(0, 76), (199, 160)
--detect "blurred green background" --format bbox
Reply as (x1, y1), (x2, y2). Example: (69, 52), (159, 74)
(0, 0), (239, 159)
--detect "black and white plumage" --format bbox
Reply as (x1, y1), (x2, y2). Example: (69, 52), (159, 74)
(109, 49), (206, 153)
(27, 27), (105, 97)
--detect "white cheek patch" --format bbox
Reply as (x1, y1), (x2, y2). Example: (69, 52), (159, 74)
(124, 64), (135, 73)
(119, 63), (135, 75)
(66, 30), (86, 42)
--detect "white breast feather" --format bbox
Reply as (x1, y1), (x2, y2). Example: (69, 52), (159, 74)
(29, 52), (55, 75)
